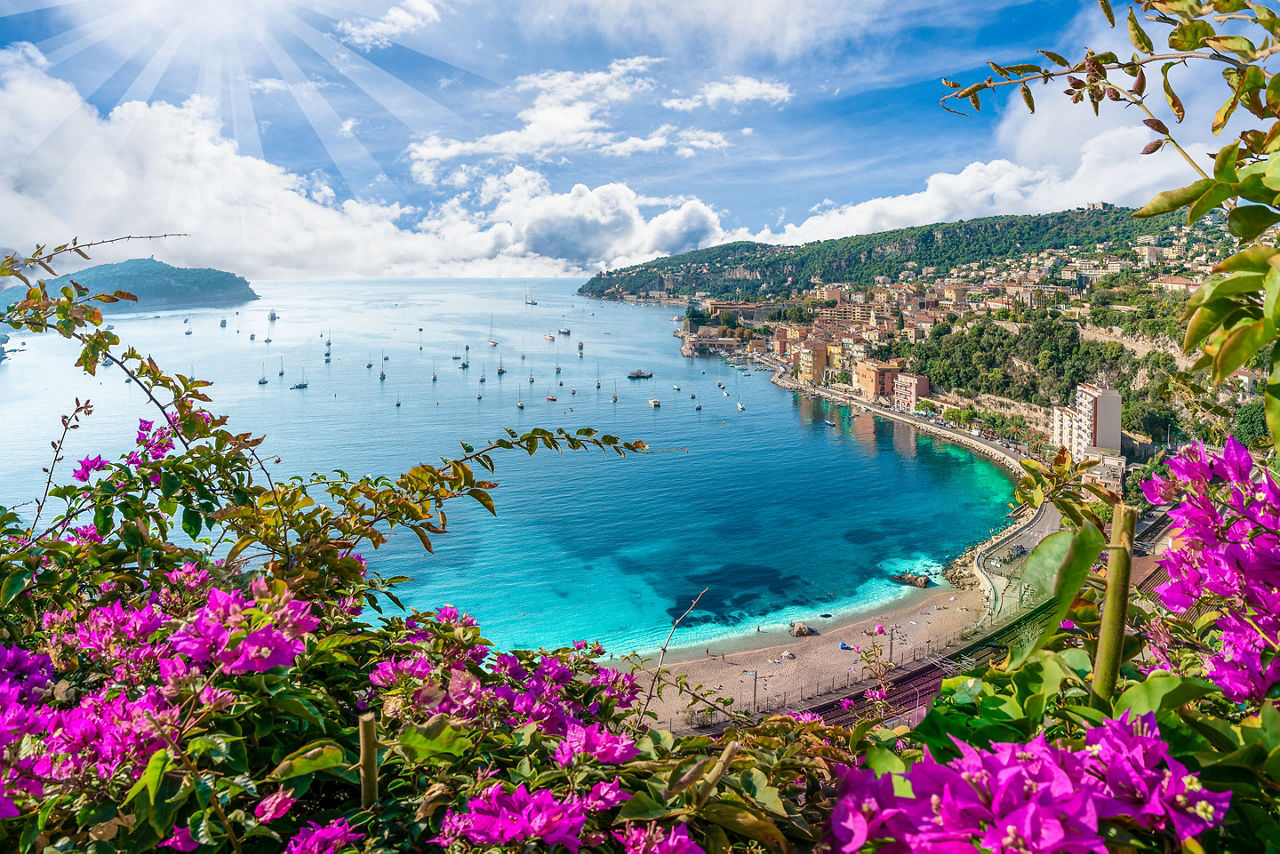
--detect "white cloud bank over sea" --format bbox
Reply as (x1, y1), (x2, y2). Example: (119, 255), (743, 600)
(0, 42), (1216, 279)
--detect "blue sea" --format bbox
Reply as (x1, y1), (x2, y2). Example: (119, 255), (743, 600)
(0, 278), (1015, 654)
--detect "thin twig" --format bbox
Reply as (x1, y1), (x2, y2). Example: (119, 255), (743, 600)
(637, 587), (707, 721)
(29, 399), (91, 533)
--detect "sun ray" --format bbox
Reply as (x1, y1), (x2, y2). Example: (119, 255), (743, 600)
(291, 6), (500, 111)
(37, 2), (146, 68)
(225, 39), (265, 161)
(274, 8), (451, 133)
(117, 12), (193, 104)
(0, 0), (90, 17)
(252, 15), (389, 196)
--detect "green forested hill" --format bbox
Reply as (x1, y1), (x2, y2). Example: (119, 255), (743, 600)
(579, 206), (1177, 299)
(1, 258), (258, 313)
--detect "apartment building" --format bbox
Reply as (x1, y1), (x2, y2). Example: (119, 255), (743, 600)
(1051, 383), (1122, 460)
(893, 373), (930, 412)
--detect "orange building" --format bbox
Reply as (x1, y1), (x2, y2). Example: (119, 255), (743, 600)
(855, 359), (900, 402)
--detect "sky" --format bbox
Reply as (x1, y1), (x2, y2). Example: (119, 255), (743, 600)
(0, 0), (1230, 278)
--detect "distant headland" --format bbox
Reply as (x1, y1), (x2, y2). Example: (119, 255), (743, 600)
(2, 257), (258, 313)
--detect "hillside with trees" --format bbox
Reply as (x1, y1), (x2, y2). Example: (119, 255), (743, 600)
(902, 313), (1183, 440)
(1, 257), (258, 313)
(579, 206), (1178, 299)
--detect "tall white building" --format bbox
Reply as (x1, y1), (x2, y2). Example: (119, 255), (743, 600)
(1051, 383), (1122, 460)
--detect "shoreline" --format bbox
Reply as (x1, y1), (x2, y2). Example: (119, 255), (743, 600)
(639, 355), (1047, 725)
(643, 583), (985, 727)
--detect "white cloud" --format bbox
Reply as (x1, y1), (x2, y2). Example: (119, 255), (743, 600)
(673, 129), (728, 158)
(246, 78), (289, 94)
(406, 57), (733, 181)
(753, 128), (1199, 245)
(663, 76), (792, 112)
(0, 47), (726, 278)
(339, 118), (359, 138)
(336, 0), (441, 51)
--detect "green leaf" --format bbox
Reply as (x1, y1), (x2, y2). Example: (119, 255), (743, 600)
(398, 718), (474, 763)
(1007, 522), (1105, 670)
(1214, 319), (1273, 382)
(1214, 142), (1239, 182)
(1115, 675), (1217, 715)
(1039, 49), (1070, 67)
(1162, 62), (1185, 122)
(617, 791), (683, 821)
(1127, 7), (1153, 52)
(863, 745), (907, 774)
(1097, 0), (1115, 27)
(1185, 298), (1246, 352)
(181, 505), (201, 538)
(269, 740), (346, 780)
(1228, 205), (1280, 242)
(1267, 349), (1280, 455)
(0, 569), (29, 607)
(1216, 243), (1280, 273)
(1187, 181), (1235, 225)
(1264, 152), (1280, 191)
(125, 749), (171, 805)
(699, 801), (786, 845)
(1132, 178), (1213, 218)
(1169, 20), (1213, 51)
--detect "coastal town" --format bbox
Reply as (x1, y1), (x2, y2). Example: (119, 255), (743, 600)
(595, 206), (1244, 512)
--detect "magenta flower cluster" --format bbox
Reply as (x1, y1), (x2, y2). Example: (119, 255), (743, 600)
(1143, 437), (1280, 700)
(283, 817), (363, 854)
(169, 582), (318, 674)
(829, 712), (1228, 852)
(436, 779), (644, 852)
(2, 568), (323, 819)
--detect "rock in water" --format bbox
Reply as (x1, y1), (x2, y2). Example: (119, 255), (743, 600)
(789, 622), (816, 637)
(890, 572), (931, 588)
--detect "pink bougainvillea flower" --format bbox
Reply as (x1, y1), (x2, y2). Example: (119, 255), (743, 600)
(254, 789), (297, 823)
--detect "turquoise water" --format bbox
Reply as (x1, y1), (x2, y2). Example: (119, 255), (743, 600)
(0, 278), (1015, 653)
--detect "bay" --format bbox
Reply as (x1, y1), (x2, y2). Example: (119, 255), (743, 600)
(0, 277), (1015, 653)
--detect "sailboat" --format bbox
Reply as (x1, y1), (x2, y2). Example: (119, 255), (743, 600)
(432, 359), (438, 382)
(395, 397), (402, 407)
(488, 316), (498, 347)
(611, 380), (618, 404)
(595, 365), (601, 389)
(546, 387), (557, 402)
(525, 285), (537, 305)
(291, 370), (308, 390)
(278, 357), (285, 377)
(367, 353), (374, 368)
(528, 370), (535, 383)
(517, 389), (524, 409)
(258, 363), (268, 385)
(479, 365), (486, 383)
(460, 344), (469, 369)
(497, 354), (506, 375)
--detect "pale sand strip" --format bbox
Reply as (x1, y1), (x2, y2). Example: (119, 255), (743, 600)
(641, 585), (984, 727)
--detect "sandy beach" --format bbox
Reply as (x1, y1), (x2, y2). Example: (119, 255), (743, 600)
(639, 584), (985, 728)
